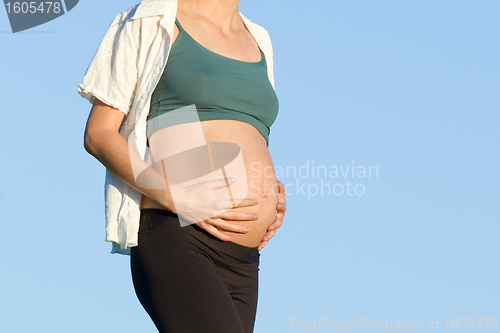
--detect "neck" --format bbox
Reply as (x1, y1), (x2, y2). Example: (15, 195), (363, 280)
(179, 0), (241, 31)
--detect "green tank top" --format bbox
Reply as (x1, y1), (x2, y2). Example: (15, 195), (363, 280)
(147, 18), (279, 145)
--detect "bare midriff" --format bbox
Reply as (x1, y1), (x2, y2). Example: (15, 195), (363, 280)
(140, 119), (278, 248)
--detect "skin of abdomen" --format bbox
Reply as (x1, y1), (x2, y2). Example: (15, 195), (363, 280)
(201, 120), (279, 248)
(140, 119), (279, 248)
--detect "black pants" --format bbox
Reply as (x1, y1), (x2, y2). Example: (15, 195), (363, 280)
(130, 208), (260, 333)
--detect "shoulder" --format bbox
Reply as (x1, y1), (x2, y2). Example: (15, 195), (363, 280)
(108, 4), (140, 28)
(101, 3), (163, 48)
(251, 21), (271, 38)
(240, 13), (273, 45)
(108, 3), (162, 32)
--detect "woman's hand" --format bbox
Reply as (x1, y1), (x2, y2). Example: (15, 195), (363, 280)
(257, 180), (286, 251)
(167, 177), (259, 241)
(195, 200), (260, 242)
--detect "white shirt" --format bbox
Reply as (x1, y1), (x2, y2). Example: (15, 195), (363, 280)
(77, 0), (276, 255)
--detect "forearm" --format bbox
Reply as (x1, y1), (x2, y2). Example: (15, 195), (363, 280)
(84, 129), (175, 212)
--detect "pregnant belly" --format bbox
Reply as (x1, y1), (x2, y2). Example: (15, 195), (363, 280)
(141, 119), (279, 248)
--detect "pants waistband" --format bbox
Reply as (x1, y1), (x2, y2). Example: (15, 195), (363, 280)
(139, 208), (260, 263)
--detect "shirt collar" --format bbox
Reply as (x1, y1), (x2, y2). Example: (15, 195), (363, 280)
(131, 0), (175, 20)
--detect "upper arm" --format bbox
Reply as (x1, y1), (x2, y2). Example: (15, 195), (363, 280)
(77, 9), (140, 116)
(84, 98), (126, 153)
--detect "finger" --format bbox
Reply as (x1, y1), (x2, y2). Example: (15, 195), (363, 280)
(277, 180), (286, 196)
(215, 211), (258, 221)
(277, 180), (284, 192)
(197, 221), (234, 242)
(257, 241), (267, 251)
(231, 198), (259, 208)
(267, 216), (283, 231)
(276, 201), (286, 213)
(262, 229), (276, 242)
(211, 198), (258, 211)
(205, 218), (250, 234)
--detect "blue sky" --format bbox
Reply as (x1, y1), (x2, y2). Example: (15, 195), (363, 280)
(1, 0), (499, 332)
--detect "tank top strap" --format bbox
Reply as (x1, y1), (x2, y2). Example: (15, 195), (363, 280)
(175, 17), (185, 33)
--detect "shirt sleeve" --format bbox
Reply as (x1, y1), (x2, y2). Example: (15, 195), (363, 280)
(77, 11), (139, 115)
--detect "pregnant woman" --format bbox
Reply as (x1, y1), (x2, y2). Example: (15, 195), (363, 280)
(79, 0), (286, 332)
